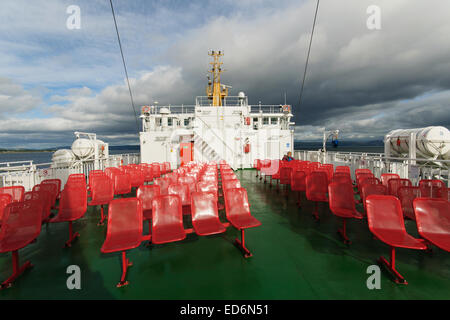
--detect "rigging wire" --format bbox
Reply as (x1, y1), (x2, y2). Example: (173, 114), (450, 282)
(109, 0), (140, 134)
(298, 0), (320, 109)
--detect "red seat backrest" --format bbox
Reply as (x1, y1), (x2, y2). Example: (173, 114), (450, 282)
(154, 178), (170, 195)
(398, 186), (421, 220)
(168, 184), (190, 206)
(25, 190), (52, 221)
(0, 200), (42, 252)
(355, 168), (372, 176)
(291, 170), (307, 191)
(104, 198), (143, 251)
(196, 182), (218, 200)
(438, 187), (450, 201)
(151, 163), (161, 178)
(57, 186), (87, 221)
(151, 194), (183, 234)
(179, 176), (196, 187)
(0, 194), (13, 222)
(112, 172), (131, 195)
(381, 173), (400, 188)
(137, 185), (161, 212)
(413, 198), (450, 235)
(361, 184), (387, 211)
(280, 167), (293, 185)
(328, 182), (356, 213)
(90, 175), (114, 204)
(33, 183), (58, 207)
(419, 180), (446, 199)
(366, 195), (407, 234)
(306, 171), (328, 201)
(41, 179), (62, 194)
(335, 166), (350, 174)
(360, 177), (381, 189)
(191, 192), (219, 222)
(224, 188), (251, 220)
(66, 174), (86, 189)
(0, 186), (25, 203)
(388, 178), (412, 197)
(125, 167), (144, 188)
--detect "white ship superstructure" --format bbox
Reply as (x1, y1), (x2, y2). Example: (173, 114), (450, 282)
(140, 51), (294, 169)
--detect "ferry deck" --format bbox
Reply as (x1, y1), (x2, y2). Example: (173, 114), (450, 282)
(1, 168), (449, 300)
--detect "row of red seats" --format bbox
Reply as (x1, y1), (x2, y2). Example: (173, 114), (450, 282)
(254, 159), (449, 284)
(0, 175), (87, 289)
(101, 161), (260, 287)
(0, 160), (261, 288)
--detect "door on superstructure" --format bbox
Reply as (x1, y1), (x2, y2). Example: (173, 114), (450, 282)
(180, 142), (194, 166)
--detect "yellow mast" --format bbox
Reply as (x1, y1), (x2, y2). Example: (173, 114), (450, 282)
(206, 50), (228, 106)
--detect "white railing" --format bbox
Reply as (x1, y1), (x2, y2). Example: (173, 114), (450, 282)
(0, 153), (140, 191)
(294, 149), (450, 187)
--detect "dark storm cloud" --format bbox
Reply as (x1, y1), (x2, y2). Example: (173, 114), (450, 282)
(0, 0), (449, 147)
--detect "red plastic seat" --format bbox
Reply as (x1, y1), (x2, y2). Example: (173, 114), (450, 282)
(358, 177), (381, 195)
(168, 184), (191, 215)
(388, 178), (412, 198)
(197, 182), (218, 200)
(66, 173), (86, 189)
(88, 171), (104, 186)
(137, 185), (160, 221)
(280, 167), (293, 185)
(366, 195), (427, 284)
(101, 198), (143, 287)
(328, 182), (363, 243)
(361, 184), (387, 212)
(438, 187), (450, 201)
(164, 162), (171, 174)
(291, 170), (307, 207)
(140, 164), (154, 183)
(356, 173), (375, 191)
(397, 186), (421, 220)
(381, 173), (400, 188)
(224, 188), (261, 257)
(154, 178), (170, 195)
(32, 183), (58, 212)
(151, 163), (161, 178)
(413, 198), (450, 252)
(88, 175), (114, 225)
(191, 191), (226, 236)
(355, 168), (372, 176)
(125, 167), (144, 189)
(112, 171), (131, 196)
(0, 194), (13, 225)
(335, 166), (350, 174)
(105, 167), (120, 180)
(151, 195), (186, 244)
(24, 190), (52, 222)
(49, 186), (87, 247)
(0, 200), (42, 289)
(331, 175), (353, 185)
(0, 186), (25, 203)
(306, 171), (328, 220)
(222, 179), (241, 198)
(41, 179), (62, 200)
(419, 179), (446, 199)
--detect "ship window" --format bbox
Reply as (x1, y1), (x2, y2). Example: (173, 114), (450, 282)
(184, 119), (189, 126)
(271, 117), (278, 125)
(253, 117), (258, 124)
(263, 118), (269, 125)
(168, 118), (173, 126)
(156, 118), (162, 126)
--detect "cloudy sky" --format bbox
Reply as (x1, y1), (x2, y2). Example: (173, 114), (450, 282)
(0, 0), (449, 148)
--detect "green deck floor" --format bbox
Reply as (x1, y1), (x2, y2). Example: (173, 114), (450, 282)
(1, 169), (449, 299)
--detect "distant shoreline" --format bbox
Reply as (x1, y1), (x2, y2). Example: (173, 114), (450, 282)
(0, 150), (55, 154)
